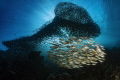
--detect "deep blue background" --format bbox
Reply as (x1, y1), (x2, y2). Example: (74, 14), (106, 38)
(0, 0), (120, 50)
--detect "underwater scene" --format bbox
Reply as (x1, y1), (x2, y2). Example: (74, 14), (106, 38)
(0, 0), (120, 80)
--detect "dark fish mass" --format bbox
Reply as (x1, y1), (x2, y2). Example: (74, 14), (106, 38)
(2, 2), (100, 51)
(1, 1), (120, 80)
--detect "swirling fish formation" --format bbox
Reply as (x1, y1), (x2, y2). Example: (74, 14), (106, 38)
(47, 37), (106, 69)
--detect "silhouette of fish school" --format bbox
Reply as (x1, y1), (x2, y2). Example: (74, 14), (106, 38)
(47, 37), (106, 69)
(2, 2), (100, 51)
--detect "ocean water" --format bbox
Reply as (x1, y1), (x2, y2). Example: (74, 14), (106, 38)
(0, 0), (120, 80)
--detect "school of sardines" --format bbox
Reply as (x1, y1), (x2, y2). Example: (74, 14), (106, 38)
(47, 37), (106, 69)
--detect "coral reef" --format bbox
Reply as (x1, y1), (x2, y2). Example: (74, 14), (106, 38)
(47, 73), (72, 80)
(47, 37), (106, 69)
(0, 50), (48, 80)
(0, 46), (120, 80)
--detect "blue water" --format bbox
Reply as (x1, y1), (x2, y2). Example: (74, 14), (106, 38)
(1, 0), (120, 51)
(0, 0), (120, 80)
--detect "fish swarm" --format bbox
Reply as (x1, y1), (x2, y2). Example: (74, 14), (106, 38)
(47, 37), (106, 69)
